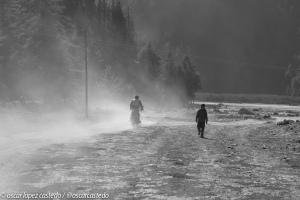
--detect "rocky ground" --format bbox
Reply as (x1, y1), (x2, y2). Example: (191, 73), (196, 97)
(0, 103), (300, 199)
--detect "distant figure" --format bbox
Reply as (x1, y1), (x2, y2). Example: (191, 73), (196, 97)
(285, 54), (300, 96)
(285, 64), (296, 95)
(291, 75), (300, 96)
(196, 104), (208, 138)
(130, 95), (144, 126)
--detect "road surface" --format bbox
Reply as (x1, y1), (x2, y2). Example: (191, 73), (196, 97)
(3, 112), (299, 200)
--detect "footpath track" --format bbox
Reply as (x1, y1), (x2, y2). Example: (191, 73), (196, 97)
(9, 121), (300, 199)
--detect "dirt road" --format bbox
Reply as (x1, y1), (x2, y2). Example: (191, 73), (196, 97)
(8, 115), (300, 200)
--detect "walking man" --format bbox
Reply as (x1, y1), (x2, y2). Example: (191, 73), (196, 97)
(196, 104), (208, 138)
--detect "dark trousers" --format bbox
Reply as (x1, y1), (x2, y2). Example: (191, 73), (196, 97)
(197, 122), (205, 137)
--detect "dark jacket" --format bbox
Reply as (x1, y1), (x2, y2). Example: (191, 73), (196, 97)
(196, 108), (208, 124)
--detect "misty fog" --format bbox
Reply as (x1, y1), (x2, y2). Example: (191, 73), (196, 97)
(1, 0), (299, 153)
(1, 0), (300, 198)
(1, 0), (300, 109)
(126, 0), (300, 94)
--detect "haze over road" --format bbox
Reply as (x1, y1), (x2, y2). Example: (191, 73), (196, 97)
(1, 104), (299, 199)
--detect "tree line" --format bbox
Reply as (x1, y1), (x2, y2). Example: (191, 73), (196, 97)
(131, 0), (300, 94)
(0, 0), (201, 106)
(137, 43), (201, 103)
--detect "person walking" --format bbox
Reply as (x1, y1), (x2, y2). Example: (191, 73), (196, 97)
(130, 95), (144, 126)
(196, 104), (208, 138)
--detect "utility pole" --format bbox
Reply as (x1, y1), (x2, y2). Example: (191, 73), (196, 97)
(84, 30), (88, 118)
(81, 0), (89, 119)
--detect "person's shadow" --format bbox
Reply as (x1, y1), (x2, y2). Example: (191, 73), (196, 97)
(199, 136), (214, 140)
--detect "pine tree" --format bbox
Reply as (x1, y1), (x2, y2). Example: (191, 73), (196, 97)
(181, 56), (201, 100)
(138, 43), (161, 80)
(0, 0), (28, 98)
(126, 6), (135, 43)
(112, 0), (127, 40)
(161, 50), (176, 86)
